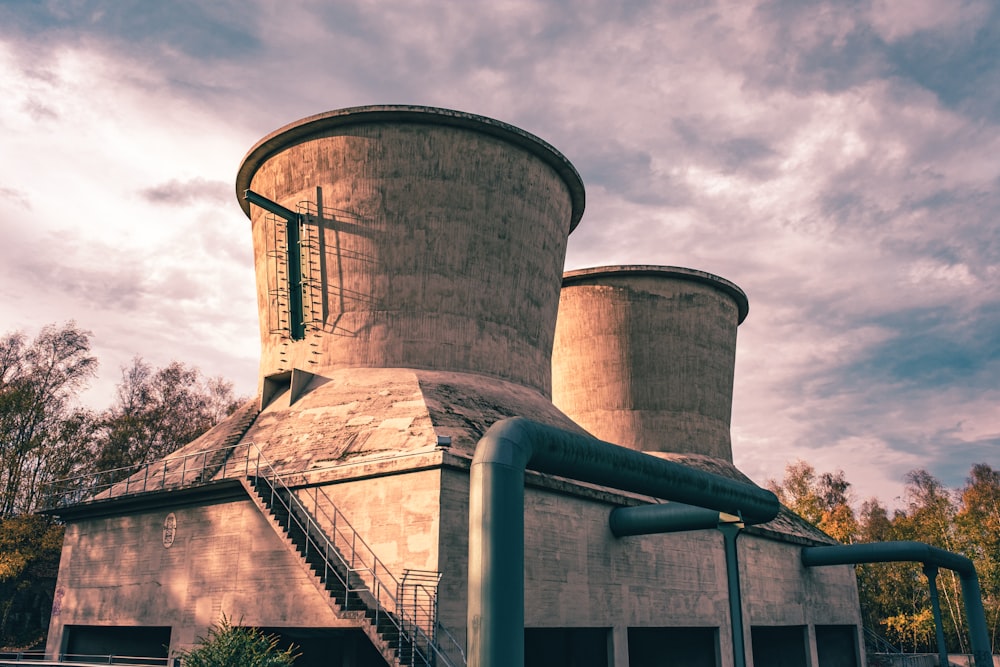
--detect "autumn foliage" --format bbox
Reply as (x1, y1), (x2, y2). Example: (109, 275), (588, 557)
(769, 460), (1000, 654)
(0, 323), (244, 649)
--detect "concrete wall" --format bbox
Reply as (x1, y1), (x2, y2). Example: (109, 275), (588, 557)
(237, 107), (585, 397)
(552, 266), (748, 462)
(46, 497), (350, 657)
(438, 468), (863, 667)
(304, 468), (442, 575)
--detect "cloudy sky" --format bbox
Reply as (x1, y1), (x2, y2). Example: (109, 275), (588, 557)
(1, 0), (997, 508)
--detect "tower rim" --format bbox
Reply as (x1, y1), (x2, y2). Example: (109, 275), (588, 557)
(235, 104), (586, 231)
(561, 265), (749, 324)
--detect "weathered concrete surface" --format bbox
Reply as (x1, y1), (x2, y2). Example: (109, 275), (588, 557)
(212, 367), (584, 480)
(46, 103), (867, 666)
(434, 468), (862, 667)
(236, 106), (585, 397)
(45, 498), (351, 657)
(552, 266), (748, 462)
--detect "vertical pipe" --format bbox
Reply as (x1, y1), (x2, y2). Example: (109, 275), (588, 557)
(801, 542), (992, 667)
(468, 439), (530, 667)
(286, 214), (305, 340)
(958, 570), (991, 667)
(468, 418), (780, 667)
(719, 523), (746, 667)
(923, 565), (949, 667)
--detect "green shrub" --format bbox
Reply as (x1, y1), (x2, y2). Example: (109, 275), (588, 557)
(176, 614), (298, 667)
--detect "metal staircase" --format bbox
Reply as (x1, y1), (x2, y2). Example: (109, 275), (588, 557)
(245, 460), (462, 667)
(40, 438), (465, 667)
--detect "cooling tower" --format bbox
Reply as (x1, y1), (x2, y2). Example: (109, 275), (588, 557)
(551, 265), (749, 461)
(236, 105), (586, 397)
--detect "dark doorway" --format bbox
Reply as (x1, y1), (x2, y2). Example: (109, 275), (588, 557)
(260, 627), (388, 667)
(62, 625), (171, 662)
(627, 626), (719, 667)
(816, 625), (859, 667)
(524, 627), (609, 667)
(751, 626), (808, 667)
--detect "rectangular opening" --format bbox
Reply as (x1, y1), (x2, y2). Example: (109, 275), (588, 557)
(62, 625), (171, 663)
(627, 626), (719, 667)
(525, 627), (610, 667)
(258, 627), (386, 667)
(815, 625), (859, 667)
(751, 625), (809, 667)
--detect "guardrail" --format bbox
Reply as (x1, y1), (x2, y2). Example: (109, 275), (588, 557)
(0, 653), (174, 666)
(39, 443), (465, 667)
(38, 444), (244, 511)
(251, 454), (460, 667)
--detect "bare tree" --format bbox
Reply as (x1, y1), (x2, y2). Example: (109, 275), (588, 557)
(0, 323), (97, 516)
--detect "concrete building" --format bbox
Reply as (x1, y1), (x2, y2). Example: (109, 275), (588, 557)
(42, 105), (863, 667)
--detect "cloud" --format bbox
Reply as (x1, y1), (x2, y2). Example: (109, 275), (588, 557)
(0, 0), (997, 508)
(139, 178), (230, 206)
(0, 0), (261, 62)
(0, 186), (31, 210)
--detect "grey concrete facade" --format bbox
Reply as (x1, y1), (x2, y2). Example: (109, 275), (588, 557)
(236, 106), (585, 397)
(45, 106), (865, 667)
(552, 266), (749, 462)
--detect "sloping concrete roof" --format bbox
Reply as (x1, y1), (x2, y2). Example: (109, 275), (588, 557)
(99, 367), (833, 545)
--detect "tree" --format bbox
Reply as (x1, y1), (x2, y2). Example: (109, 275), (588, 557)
(779, 462), (999, 655)
(767, 460), (858, 543)
(854, 498), (917, 639)
(92, 357), (242, 476)
(955, 464), (1000, 652)
(894, 469), (968, 652)
(0, 514), (64, 650)
(884, 608), (935, 653)
(176, 614), (298, 667)
(0, 323), (97, 516)
(0, 323), (249, 654)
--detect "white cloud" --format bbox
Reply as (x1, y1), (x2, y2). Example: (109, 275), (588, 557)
(0, 0), (997, 505)
(868, 0), (991, 43)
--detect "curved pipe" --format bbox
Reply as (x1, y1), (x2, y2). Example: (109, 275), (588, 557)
(609, 503), (755, 667)
(609, 502), (727, 537)
(468, 417), (780, 667)
(802, 541), (991, 667)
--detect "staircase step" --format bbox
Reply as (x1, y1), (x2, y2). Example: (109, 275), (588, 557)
(249, 475), (447, 667)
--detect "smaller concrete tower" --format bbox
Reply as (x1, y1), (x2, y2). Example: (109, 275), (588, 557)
(551, 265), (748, 461)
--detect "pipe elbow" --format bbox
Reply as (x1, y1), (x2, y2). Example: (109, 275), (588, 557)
(472, 417), (536, 470)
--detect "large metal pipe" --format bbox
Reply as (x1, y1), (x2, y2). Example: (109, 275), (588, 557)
(608, 503), (761, 667)
(609, 502), (724, 536)
(719, 523), (746, 667)
(467, 417), (781, 667)
(802, 542), (991, 667)
(923, 565), (949, 667)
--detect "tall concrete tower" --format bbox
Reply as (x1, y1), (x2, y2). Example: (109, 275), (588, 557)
(44, 107), (864, 667)
(551, 265), (749, 462)
(236, 105), (585, 400)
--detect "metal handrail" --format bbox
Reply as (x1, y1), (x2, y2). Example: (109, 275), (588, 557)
(38, 445), (241, 510)
(0, 652), (173, 666)
(436, 621), (467, 665)
(38, 442), (464, 666)
(864, 626), (903, 654)
(296, 489), (442, 639)
(247, 446), (459, 667)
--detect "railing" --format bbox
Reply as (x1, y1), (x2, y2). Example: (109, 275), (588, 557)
(864, 626), (904, 654)
(249, 449), (460, 667)
(39, 443), (464, 667)
(39, 445), (242, 511)
(294, 487), (440, 633)
(0, 653), (173, 666)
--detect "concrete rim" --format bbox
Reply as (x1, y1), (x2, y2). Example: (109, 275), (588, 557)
(561, 265), (750, 324)
(235, 104), (586, 231)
